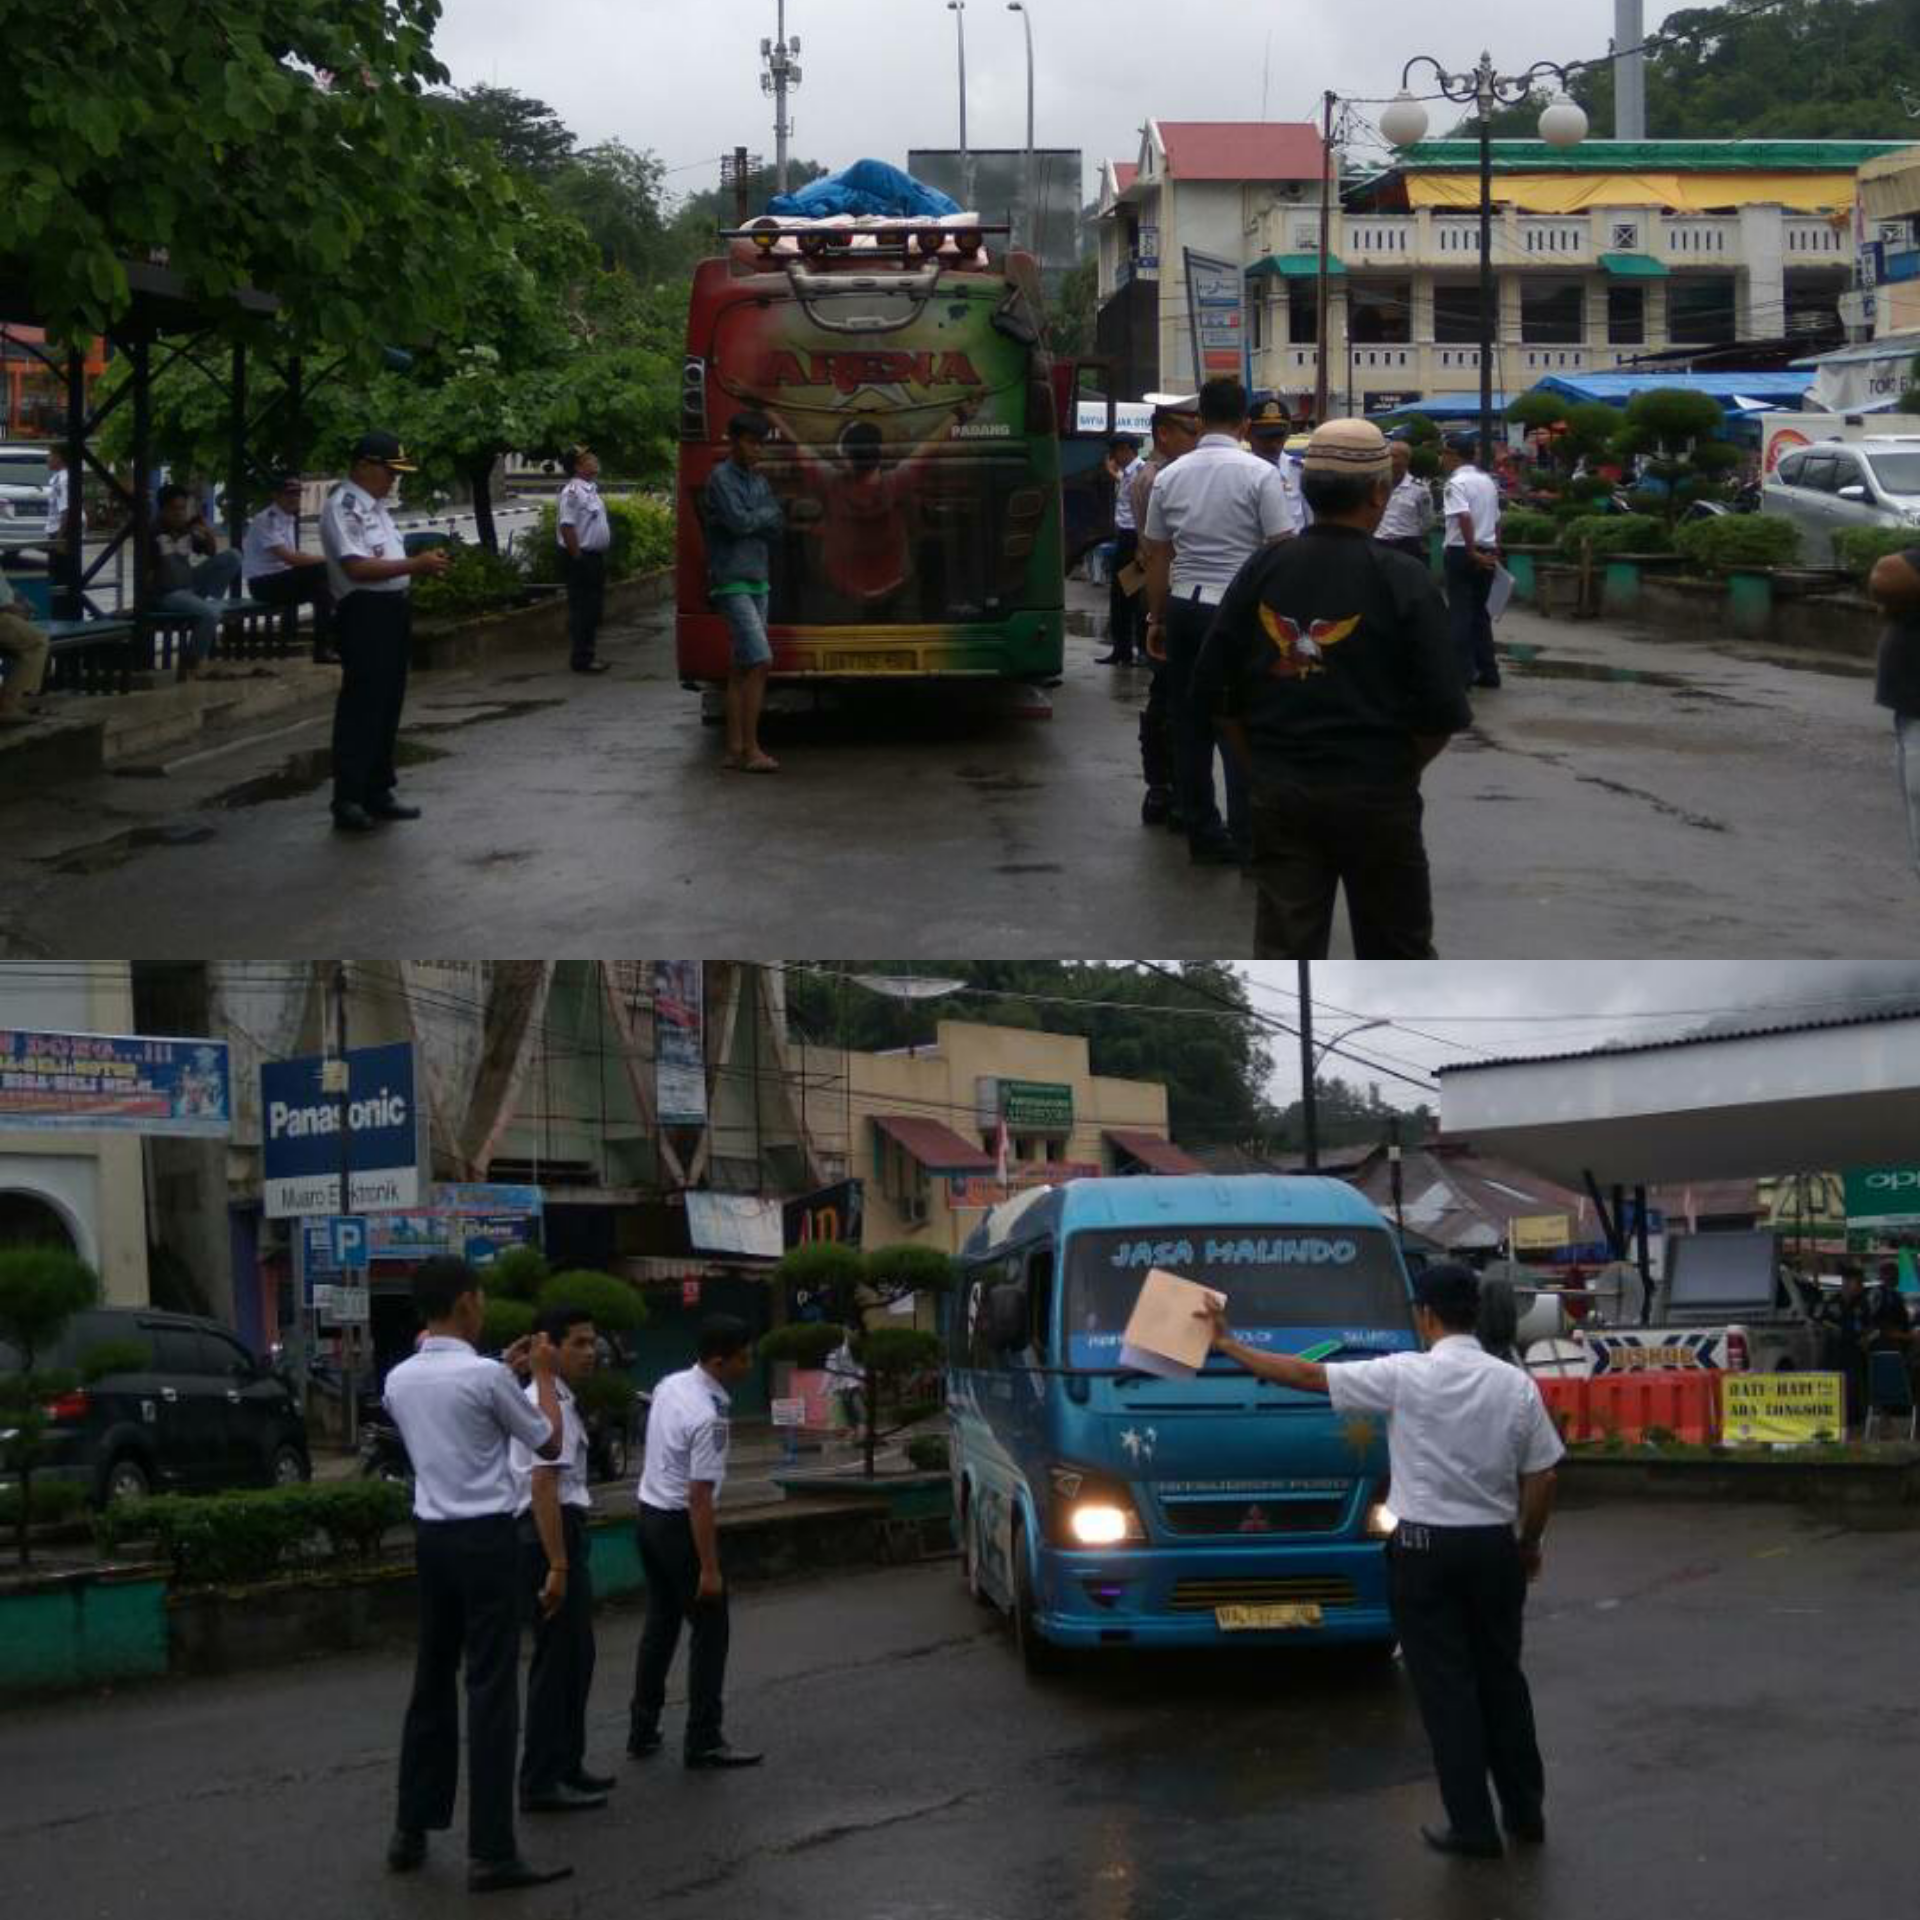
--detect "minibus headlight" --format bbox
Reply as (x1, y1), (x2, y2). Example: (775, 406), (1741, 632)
(1068, 1502), (1142, 1546)
(1365, 1500), (1398, 1538)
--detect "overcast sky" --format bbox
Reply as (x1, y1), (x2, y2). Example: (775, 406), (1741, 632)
(1238, 961), (1920, 1112)
(431, 0), (1710, 208)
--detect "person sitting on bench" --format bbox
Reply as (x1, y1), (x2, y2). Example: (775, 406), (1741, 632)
(149, 483), (242, 677)
(243, 473), (337, 663)
(0, 564), (50, 726)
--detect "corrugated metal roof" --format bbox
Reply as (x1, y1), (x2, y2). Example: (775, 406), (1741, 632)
(1532, 371), (1815, 406)
(1400, 139), (1910, 173)
(870, 1113), (995, 1173)
(1435, 1003), (1920, 1076)
(1103, 1129), (1206, 1175)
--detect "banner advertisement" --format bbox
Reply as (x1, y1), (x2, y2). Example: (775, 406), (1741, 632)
(1184, 249), (1245, 384)
(783, 1179), (865, 1250)
(299, 1202), (539, 1294)
(654, 961), (707, 1127)
(1511, 1214), (1573, 1252)
(260, 1042), (423, 1218)
(949, 1161), (1102, 1211)
(0, 1029), (232, 1137)
(1720, 1371), (1846, 1445)
(1844, 1163), (1920, 1229)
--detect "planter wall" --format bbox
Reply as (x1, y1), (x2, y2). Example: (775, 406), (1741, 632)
(411, 567), (671, 672)
(0, 1571), (170, 1694)
(1632, 574), (1882, 661)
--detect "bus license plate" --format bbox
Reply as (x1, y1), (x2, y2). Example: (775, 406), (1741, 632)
(1215, 1604), (1323, 1632)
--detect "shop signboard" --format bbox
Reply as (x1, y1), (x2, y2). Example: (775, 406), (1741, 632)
(1844, 1163), (1920, 1230)
(1511, 1214), (1572, 1252)
(1184, 249), (1245, 384)
(260, 1042), (423, 1217)
(654, 961), (707, 1126)
(1137, 226), (1160, 274)
(0, 1028), (232, 1136)
(999, 1079), (1075, 1131)
(948, 1161), (1102, 1210)
(1720, 1371), (1845, 1445)
(299, 1200), (539, 1286)
(783, 1179), (865, 1250)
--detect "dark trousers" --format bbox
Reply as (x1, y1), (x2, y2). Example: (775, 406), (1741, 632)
(519, 1507), (596, 1794)
(1444, 546), (1498, 687)
(1250, 775), (1437, 959)
(1388, 1525), (1544, 1843)
(1165, 593), (1247, 851)
(331, 590), (411, 813)
(630, 1504), (730, 1756)
(1139, 659), (1173, 796)
(566, 549), (607, 666)
(1106, 530), (1140, 661)
(397, 1515), (523, 1864)
(247, 561), (335, 642)
(1382, 535), (1428, 562)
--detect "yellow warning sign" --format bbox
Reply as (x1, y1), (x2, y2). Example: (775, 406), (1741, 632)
(1720, 1372), (1846, 1445)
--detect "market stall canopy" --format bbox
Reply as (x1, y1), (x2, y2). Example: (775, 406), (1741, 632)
(1528, 370), (1816, 412)
(1103, 1129), (1205, 1176)
(1436, 1009), (1920, 1189)
(870, 1113), (996, 1175)
(1858, 145), (1920, 226)
(1794, 328), (1920, 413)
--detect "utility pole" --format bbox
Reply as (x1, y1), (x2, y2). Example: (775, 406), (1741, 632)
(731, 146), (752, 226)
(948, 1), (970, 204)
(331, 962), (357, 1450)
(1314, 89), (1336, 424)
(1614, 0), (1647, 141)
(1009, 3), (1036, 258)
(760, 2), (802, 195)
(1298, 959), (1319, 1174)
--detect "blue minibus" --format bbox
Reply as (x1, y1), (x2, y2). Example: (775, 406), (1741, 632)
(945, 1174), (1418, 1672)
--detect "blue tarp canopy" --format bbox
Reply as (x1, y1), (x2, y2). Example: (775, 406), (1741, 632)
(765, 160), (962, 220)
(1365, 396), (1519, 421)
(1527, 371), (1816, 412)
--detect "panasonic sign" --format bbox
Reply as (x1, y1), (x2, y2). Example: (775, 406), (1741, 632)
(259, 1042), (424, 1219)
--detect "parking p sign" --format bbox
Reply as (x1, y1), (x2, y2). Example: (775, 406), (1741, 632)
(1845, 1164), (1920, 1230)
(327, 1216), (371, 1272)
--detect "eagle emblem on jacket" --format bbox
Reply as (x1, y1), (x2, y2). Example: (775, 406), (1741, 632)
(1258, 606), (1361, 680)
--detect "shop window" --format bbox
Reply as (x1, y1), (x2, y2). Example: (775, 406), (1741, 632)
(1521, 278), (1584, 345)
(1668, 276), (1736, 346)
(1607, 284), (1646, 345)
(1348, 280), (1412, 345)
(1433, 284), (1483, 344)
(1288, 280), (1319, 345)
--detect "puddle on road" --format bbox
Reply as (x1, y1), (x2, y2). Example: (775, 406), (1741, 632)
(206, 740), (450, 809)
(1499, 643), (1745, 702)
(957, 766), (1044, 796)
(1065, 610), (1104, 638)
(403, 698), (564, 735)
(35, 821), (217, 876)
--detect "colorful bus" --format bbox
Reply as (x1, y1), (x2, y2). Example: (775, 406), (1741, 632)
(676, 218), (1067, 688)
(947, 1174), (1417, 1674)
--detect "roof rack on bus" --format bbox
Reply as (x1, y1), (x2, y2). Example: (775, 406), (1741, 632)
(720, 218), (1011, 266)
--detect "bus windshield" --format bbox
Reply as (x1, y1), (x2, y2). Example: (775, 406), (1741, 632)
(1064, 1226), (1414, 1368)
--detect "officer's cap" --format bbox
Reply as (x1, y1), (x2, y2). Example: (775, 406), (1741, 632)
(1443, 431), (1480, 457)
(1411, 1262), (1480, 1320)
(349, 431), (418, 473)
(1249, 396), (1292, 431)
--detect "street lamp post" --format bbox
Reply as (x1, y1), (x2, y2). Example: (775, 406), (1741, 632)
(947, 1), (970, 205)
(1008, 2), (1035, 257)
(1297, 958), (1391, 1173)
(1380, 55), (1587, 470)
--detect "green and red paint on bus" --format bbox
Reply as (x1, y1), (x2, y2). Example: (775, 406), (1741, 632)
(676, 220), (1066, 685)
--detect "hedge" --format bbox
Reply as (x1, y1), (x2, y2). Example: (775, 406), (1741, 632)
(411, 542), (532, 618)
(1557, 514), (1674, 560)
(0, 1479), (88, 1529)
(1833, 525), (1919, 584)
(1499, 508), (1558, 547)
(95, 1481), (411, 1587)
(1673, 514), (1801, 573)
(904, 1434), (950, 1473)
(524, 494), (674, 584)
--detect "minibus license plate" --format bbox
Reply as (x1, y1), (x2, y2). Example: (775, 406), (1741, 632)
(1216, 1603), (1323, 1631)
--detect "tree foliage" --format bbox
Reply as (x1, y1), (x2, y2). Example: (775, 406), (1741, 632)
(435, 84), (577, 178)
(2, 1), (523, 347)
(536, 1269), (648, 1335)
(0, 1246), (101, 1566)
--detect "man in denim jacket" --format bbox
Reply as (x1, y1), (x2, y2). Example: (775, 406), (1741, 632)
(704, 413), (785, 772)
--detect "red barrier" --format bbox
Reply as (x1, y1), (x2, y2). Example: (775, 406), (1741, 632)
(1535, 1370), (1719, 1446)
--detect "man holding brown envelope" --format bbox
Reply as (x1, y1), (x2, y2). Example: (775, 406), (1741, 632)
(1196, 1262), (1564, 1862)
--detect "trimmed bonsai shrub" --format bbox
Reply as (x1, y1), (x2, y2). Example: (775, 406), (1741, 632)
(1834, 525), (1918, 584)
(1500, 507), (1558, 547)
(536, 1268), (647, 1335)
(905, 1433), (950, 1473)
(1557, 514), (1674, 560)
(1674, 514), (1800, 573)
(0, 1245), (101, 1566)
(479, 1296), (536, 1354)
(484, 1245), (550, 1301)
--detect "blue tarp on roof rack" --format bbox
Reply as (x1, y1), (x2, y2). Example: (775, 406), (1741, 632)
(765, 160), (962, 220)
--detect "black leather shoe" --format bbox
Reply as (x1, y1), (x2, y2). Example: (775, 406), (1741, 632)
(1474, 675), (1502, 690)
(520, 1782), (607, 1812)
(685, 1744), (764, 1769)
(1189, 837), (1240, 867)
(1421, 1825), (1504, 1860)
(469, 1858), (574, 1894)
(369, 798), (422, 821)
(571, 660), (610, 674)
(331, 803), (377, 833)
(627, 1730), (662, 1758)
(566, 1768), (617, 1794)
(386, 1828), (426, 1873)
(1503, 1814), (1546, 1845)
(1093, 652), (1135, 666)
(1140, 788), (1171, 827)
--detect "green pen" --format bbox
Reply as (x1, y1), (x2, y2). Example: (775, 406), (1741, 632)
(1297, 1339), (1343, 1363)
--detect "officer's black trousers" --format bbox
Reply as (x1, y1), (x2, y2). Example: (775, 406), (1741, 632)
(565, 549), (606, 667)
(1387, 1524), (1544, 1842)
(331, 590), (411, 813)
(519, 1506), (596, 1794)
(397, 1514), (522, 1864)
(630, 1504), (730, 1756)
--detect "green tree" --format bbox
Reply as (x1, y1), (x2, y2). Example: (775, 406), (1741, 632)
(1619, 387), (1738, 523)
(435, 84), (577, 178)
(0, 1246), (101, 1566)
(1046, 257), (1099, 359)
(2, 1), (523, 347)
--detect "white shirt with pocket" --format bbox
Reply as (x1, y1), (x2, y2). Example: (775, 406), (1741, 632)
(1144, 434), (1294, 597)
(556, 477), (611, 554)
(1324, 1334), (1564, 1529)
(1442, 464), (1502, 549)
(511, 1375), (591, 1514)
(637, 1364), (731, 1511)
(383, 1335), (557, 1523)
(320, 478), (408, 599)
(242, 503), (303, 582)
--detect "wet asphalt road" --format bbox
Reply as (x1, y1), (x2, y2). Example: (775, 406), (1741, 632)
(2, 583), (1914, 958)
(1, 1501), (1910, 1920)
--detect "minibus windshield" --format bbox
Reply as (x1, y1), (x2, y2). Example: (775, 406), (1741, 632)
(1063, 1226), (1413, 1368)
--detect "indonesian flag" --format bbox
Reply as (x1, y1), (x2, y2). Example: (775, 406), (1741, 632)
(995, 1118), (1011, 1186)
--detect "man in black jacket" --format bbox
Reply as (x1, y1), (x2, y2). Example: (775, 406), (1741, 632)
(1191, 417), (1471, 958)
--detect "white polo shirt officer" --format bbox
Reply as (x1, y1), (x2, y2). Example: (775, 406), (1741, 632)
(556, 446), (612, 673)
(1440, 433), (1504, 690)
(1200, 1262), (1563, 1860)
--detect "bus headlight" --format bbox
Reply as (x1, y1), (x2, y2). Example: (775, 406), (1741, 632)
(1365, 1501), (1398, 1538)
(1068, 1501), (1143, 1546)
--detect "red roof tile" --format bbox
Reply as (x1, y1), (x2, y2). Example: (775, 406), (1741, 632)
(1104, 1129), (1205, 1175)
(1112, 161), (1138, 192)
(1156, 121), (1325, 183)
(872, 1114), (996, 1174)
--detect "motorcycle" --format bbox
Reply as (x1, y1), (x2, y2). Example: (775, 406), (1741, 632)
(357, 1411), (413, 1488)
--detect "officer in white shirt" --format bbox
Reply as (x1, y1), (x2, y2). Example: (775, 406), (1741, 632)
(241, 473), (337, 662)
(44, 448), (71, 553)
(382, 1257), (571, 1893)
(627, 1316), (764, 1769)
(1142, 376), (1294, 866)
(1201, 1262), (1563, 1860)
(318, 431), (448, 833)
(1377, 439), (1437, 560)
(555, 447), (612, 674)
(1098, 434), (1146, 665)
(1441, 433), (1504, 691)
(510, 1304), (614, 1814)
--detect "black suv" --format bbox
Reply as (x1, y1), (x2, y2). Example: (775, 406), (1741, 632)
(1, 1307), (310, 1506)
